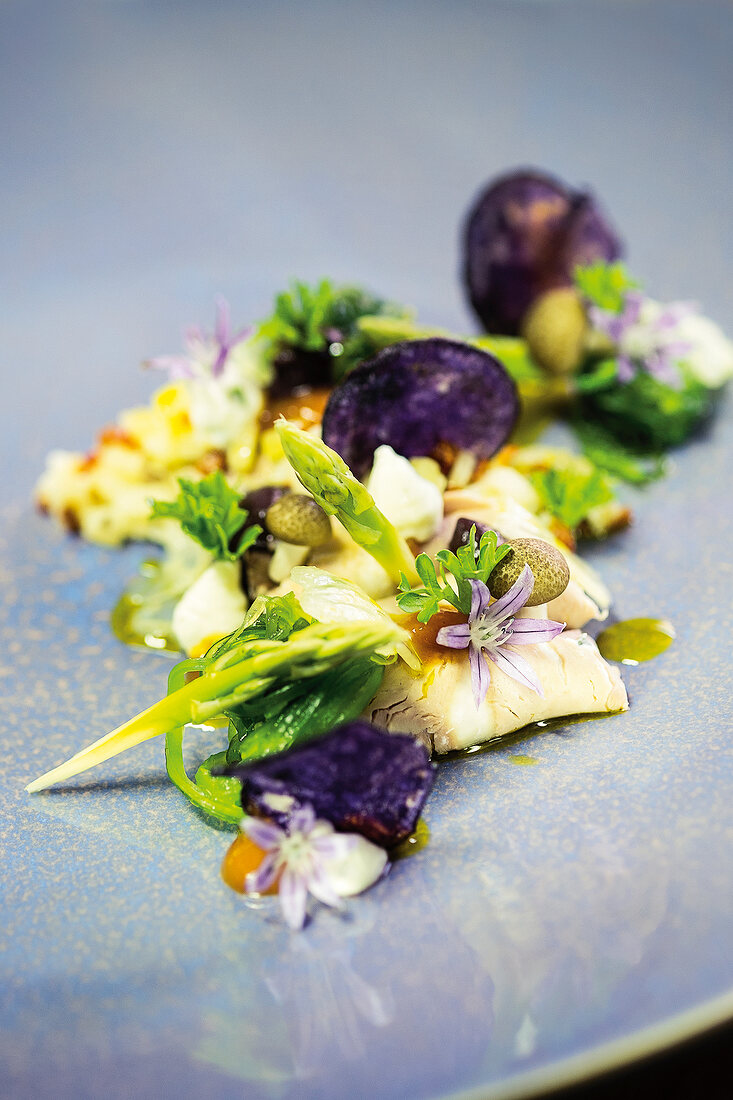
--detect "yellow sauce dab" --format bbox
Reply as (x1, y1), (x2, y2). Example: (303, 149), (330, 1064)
(596, 617), (675, 665)
(221, 833), (279, 895)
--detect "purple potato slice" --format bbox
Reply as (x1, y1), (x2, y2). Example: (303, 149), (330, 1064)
(321, 338), (520, 479)
(227, 720), (435, 846)
(463, 168), (623, 335)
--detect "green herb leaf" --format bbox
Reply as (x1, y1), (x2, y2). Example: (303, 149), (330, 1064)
(529, 467), (614, 530)
(574, 358), (619, 394)
(578, 365), (711, 453)
(150, 471), (261, 561)
(396, 526), (511, 622)
(206, 592), (310, 660)
(574, 261), (639, 313)
(258, 279), (340, 352)
(223, 656), (383, 766)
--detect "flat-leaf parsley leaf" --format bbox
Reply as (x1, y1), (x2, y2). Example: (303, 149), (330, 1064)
(151, 470), (261, 561)
(397, 526), (511, 622)
(529, 467), (614, 530)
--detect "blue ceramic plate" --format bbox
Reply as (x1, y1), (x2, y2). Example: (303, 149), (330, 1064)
(2, 2), (733, 1097)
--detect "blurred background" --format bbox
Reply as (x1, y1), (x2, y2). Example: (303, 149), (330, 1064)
(2, 2), (732, 1098)
(3, 0), (732, 499)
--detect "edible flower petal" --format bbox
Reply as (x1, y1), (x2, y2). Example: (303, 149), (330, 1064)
(240, 806), (385, 930)
(588, 293), (695, 389)
(436, 568), (565, 708)
(146, 297), (251, 381)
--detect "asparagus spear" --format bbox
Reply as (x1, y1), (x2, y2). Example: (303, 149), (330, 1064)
(275, 420), (420, 586)
(26, 619), (402, 793)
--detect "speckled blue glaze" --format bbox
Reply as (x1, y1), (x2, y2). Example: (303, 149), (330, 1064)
(2, 2), (733, 1098)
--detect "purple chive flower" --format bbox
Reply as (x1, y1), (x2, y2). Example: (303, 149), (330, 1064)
(145, 297), (251, 381)
(241, 804), (359, 931)
(589, 293), (695, 388)
(436, 565), (565, 708)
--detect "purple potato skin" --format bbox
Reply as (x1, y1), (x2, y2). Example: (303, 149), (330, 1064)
(463, 169), (623, 335)
(321, 338), (519, 479)
(228, 720), (435, 847)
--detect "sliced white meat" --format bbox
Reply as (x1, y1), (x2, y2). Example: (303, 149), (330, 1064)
(368, 629), (627, 754)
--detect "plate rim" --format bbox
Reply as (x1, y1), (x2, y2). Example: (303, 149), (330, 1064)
(446, 990), (733, 1100)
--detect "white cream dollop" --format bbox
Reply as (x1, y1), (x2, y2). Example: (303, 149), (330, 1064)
(366, 444), (443, 542)
(324, 834), (388, 897)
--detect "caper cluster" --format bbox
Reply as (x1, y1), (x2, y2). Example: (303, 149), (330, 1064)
(264, 493), (331, 547)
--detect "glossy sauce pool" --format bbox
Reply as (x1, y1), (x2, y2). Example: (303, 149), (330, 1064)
(596, 617), (676, 664)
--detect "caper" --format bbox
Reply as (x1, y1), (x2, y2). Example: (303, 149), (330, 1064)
(264, 493), (332, 547)
(521, 287), (587, 376)
(488, 537), (570, 606)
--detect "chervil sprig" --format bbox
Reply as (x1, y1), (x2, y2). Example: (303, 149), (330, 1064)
(258, 279), (340, 353)
(396, 526), (511, 623)
(256, 279), (410, 379)
(151, 471), (261, 561)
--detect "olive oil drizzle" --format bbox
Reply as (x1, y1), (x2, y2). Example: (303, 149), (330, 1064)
(443, 709), (625, 761)
(110, 560), (180, 654)
(390, 818), (431, 860)
(596, 617), (675, 665)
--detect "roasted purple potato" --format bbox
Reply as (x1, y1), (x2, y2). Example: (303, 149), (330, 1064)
(321, 337), (519, 478)
(228, 720), (435, 847)
(463, 168), (623, 335)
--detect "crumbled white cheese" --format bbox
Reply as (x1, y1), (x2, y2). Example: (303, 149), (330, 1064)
(171, 560), (247, 654)
(366, 444), (443, 542)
